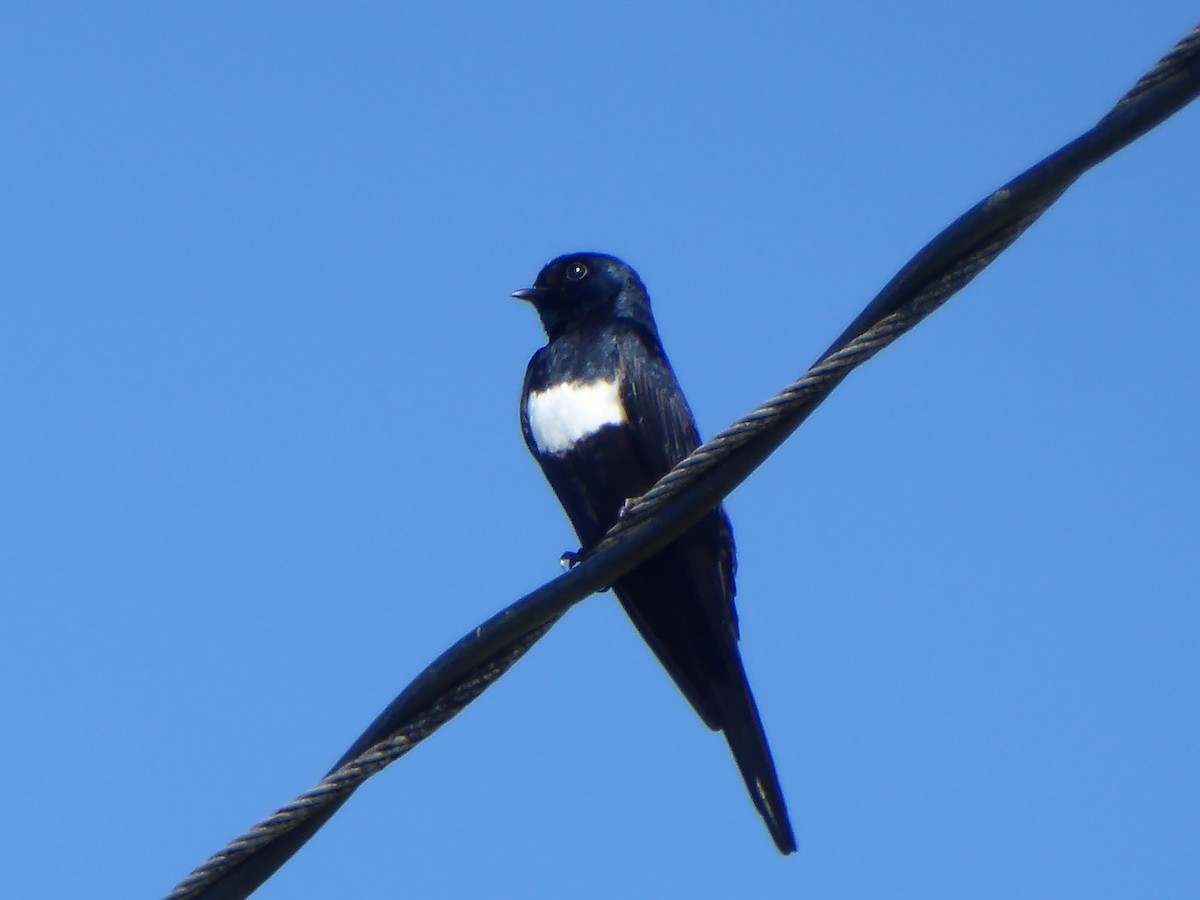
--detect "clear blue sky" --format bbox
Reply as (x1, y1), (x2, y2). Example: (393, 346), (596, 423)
(2, 4), (1197, 899)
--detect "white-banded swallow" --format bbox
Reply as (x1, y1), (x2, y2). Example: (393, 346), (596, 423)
(515, 252), (795, 853)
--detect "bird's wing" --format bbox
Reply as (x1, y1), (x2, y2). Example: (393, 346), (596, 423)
(614, 327), (738, 615)
(613, 329), (702, 476)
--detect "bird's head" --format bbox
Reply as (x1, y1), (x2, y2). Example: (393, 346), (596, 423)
(513, 252), (657, 341)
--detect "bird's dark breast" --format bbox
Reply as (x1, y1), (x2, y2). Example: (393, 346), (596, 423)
(529, 325), (620, 386)
(536, 424), (648, 546)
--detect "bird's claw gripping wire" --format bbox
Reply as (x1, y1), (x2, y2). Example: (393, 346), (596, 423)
(559, 548), (614, 592)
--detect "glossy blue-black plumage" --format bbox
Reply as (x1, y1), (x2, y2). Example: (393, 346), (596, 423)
(516, 252), (795, 854)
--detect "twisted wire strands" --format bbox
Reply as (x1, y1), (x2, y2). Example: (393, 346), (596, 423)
(166, 622), (556, 900)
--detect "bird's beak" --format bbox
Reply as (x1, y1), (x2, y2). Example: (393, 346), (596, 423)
(511, 287), (543, 302)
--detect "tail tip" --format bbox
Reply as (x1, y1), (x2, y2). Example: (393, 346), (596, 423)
(753, 776), (797, 854)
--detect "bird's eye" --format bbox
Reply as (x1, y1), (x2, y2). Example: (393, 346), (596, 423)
(565, 261), (588, 281)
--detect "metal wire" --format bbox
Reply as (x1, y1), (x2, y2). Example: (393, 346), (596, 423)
(166, 621), (555, 900)
(166, 23), (1200, 900)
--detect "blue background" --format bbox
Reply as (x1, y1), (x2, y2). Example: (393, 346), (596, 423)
(2, 4), (1197, 898)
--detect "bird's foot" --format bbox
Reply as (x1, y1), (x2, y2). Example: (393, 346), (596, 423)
(559, 548), (612, 592)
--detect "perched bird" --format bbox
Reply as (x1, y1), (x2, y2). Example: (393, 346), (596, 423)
(514, 252), (795, 853)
